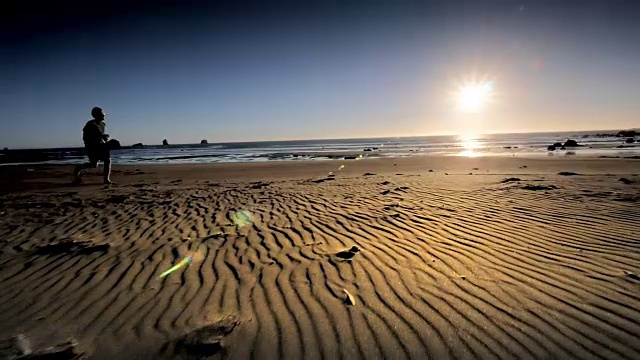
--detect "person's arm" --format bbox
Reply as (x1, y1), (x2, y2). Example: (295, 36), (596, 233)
(99, 122), (109, 141)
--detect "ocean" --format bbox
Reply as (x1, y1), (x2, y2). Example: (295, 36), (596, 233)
(1, 130), (638, 165)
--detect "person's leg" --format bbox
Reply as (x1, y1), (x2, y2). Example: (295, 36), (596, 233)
(74, 161), (98, 182)
(103, 158), (113, 184)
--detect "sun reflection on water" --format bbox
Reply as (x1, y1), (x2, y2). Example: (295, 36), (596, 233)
(457, 135), (484, 157)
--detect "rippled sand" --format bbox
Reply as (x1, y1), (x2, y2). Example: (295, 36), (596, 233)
(1, 157), (639, 359)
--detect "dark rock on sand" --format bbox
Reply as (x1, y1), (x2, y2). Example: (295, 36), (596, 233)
(105, 195), (128, 204)
(35, 240), (110, 255)
(17, 202), (56, 209)
(363, 173), (376, 176)
(503, 146), (512, 149)
(428, 169), (433, 172)
(558, 172), (579, 176)
(61, 200), (84, 208)
(250, 181), (271, 189)
(380, 190), (391, 195)
(523, 184), (558, 191)
(614, 196), (640, 202)
(501, 177), (521, 183)
(363, 148), (372, 151)
(344, 156), (356, 160)
(619, 178), (633, 184)
(163, 317), (240, 358)
(311, 177), (335, 183)
(336, 246), (360, 260)
(0, 335), (84, 359)
(547, 145), (556, 151)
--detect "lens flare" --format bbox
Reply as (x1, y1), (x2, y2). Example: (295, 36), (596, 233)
(159, 256), (192, 278)
(232, 210), (253, 229)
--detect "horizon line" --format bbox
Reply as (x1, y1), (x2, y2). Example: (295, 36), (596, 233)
(3, 128), (635, 151)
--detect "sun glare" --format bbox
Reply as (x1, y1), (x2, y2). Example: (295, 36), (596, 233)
(456, 81), (494, 113)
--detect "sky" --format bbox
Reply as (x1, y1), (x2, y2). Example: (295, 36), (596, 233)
(2, 0), (639, 148)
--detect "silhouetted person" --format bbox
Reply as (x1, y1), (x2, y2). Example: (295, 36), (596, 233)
(74, 107), (112, 184)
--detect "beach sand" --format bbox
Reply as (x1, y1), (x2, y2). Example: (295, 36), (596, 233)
(1, 156), (639, 359)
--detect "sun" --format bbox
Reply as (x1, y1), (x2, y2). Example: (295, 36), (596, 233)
(456, 81), (494, 113)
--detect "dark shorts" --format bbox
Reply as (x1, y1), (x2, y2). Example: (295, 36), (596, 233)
(86, 144), (110, 163)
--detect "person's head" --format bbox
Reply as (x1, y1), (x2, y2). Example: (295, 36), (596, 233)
(91, 107), (105, 120)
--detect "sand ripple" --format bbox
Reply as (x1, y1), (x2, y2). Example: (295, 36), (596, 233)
(1, 174), (639, 359)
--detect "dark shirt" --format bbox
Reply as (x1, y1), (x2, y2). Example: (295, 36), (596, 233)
(83, 120), (106, 147)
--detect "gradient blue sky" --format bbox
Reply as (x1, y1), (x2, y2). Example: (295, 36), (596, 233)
(2, 0), (639, 148)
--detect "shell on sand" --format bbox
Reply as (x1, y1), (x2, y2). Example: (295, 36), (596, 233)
(343, 289), (356, 306)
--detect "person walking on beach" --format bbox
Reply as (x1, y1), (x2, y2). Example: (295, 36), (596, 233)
(74, 107), (113, 184)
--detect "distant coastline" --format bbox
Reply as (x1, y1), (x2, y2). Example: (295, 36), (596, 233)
(2, 129), (638, 165)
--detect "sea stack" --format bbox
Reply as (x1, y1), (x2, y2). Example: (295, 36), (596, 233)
(201, 139), (208, 144)
(563, 139), (579, 147)
(162, 139), (169, 146)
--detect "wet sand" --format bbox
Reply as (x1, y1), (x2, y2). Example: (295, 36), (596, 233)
(1, 156), (639, 359)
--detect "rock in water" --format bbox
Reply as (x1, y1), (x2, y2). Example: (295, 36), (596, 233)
(617, 130), (637, 137)
(563, 139), (579, 147)
(132, 142), (144, 148)
(201, 139), (208, 144)
(162, 139), (169, 146)
(105, 139), (121, 150)
(547, 145), (556, 151)
(625, 137), (636, 144)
